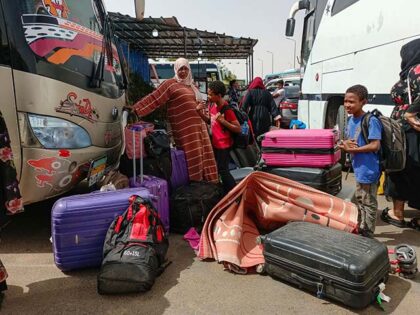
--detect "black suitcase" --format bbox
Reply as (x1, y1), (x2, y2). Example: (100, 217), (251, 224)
(230, 167), (254, 183)
(230, 145), (258, 168)
(262, 163), (342, 195)
(262, 222), (389, 309)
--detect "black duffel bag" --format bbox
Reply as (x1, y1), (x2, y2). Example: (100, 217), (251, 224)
(97, 195), (169, 295)
(170, 182), (223, 234)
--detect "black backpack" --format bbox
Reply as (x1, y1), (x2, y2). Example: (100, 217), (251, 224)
(97, 195), (169, 295)
(170, 182), (223, 234)
(361, 109), (406, 173)
(220, 104), (254, 149)
(144, 130), (172, 182)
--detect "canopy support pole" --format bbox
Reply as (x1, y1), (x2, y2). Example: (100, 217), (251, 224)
(183, 27), (187, 58)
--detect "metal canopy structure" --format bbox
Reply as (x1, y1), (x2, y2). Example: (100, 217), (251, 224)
(109, 12), (257, 81)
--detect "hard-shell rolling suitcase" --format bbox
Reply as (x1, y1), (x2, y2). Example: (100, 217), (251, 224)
(51, 187), (154, 271)
(263, 163), (342, 195)
(170, 149), (189, 191)
(262, 222), (390, 309)
(130, 175), (169, 233)
(230, 167), (254, 183)
(261, 129), (340, 167)
(128, 124), (170, 232)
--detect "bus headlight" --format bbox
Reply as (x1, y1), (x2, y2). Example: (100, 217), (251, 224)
(28, 114), (92, 149)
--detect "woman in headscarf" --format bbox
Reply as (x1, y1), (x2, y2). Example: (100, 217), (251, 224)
(381, 38), (420, 230)
(1, 110), (24, 294)
(241, 77), (281, 137)
(130, 58), (218, 183)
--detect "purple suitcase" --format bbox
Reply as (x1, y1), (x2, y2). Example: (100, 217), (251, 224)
(129, 175), (170, 232)
(51, 187), (154, 271)
(128, 125), (170, 232)
(170, 149), (189, 191)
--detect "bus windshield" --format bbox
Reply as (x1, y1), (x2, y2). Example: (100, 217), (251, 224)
(154, 63), (220, 81)
(12, 0), (124, 98)
(301, 0), (328, 67)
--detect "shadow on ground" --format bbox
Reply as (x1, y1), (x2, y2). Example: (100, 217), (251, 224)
(1, 234), (194, 315)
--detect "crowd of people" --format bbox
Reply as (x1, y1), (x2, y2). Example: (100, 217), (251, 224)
(1, 40), (419, 294)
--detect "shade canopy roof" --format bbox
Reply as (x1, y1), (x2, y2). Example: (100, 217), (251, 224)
(109, 12), (258, 59)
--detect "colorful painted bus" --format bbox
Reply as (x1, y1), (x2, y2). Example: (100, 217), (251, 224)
(0, 0), (143, 205)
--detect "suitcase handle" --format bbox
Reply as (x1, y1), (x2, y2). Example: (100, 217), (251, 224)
(290, 273), (321, 287)
(290, 273), (325, 298)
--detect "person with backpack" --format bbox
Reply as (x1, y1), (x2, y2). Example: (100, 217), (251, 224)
(196, 81), (240, 194)
(338, 85), (382, 238)
(241, 77), (281, 137)
(381, 38), (420, 230)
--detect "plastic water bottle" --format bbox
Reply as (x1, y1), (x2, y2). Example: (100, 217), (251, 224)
(241, 121), (249, 135)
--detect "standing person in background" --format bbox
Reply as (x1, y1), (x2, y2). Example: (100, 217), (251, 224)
(197, 81), (240, 194)
(241, 77), (281, 137)
(129, 58), (219, 184)
(1, 110), (25, 295)
(272, 80), (285, 107)
(227, 80), (240, 106)
(381, 38), (420, 230)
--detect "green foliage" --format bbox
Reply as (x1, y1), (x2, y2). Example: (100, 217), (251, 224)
(126, 72), (155, 106)
(126, 72), (167, 125)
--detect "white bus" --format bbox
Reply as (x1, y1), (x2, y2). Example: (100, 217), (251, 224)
(286, 0), (420, 133)
(150, 61), (223, 95)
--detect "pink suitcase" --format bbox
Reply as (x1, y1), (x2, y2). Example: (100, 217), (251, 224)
(261, 129), (340, 167)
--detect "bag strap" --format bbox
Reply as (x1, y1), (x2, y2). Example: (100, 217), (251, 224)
(360, 113), (371, 145)
(408, 69), (413, 104)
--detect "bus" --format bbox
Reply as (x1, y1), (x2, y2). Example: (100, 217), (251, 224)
(0, 0), (143, 205)
(150, 61), (223, 95)
(285, 0), (420, 133)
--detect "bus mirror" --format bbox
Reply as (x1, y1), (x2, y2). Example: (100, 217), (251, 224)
(134, 0), (145, 21)
(299, 0), (310, 10)
(286, 18), (295, 37)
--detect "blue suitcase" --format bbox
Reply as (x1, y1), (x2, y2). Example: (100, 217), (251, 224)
(51, 187), (154, 271)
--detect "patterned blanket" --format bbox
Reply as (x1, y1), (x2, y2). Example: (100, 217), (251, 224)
(198, 171), (358, 273)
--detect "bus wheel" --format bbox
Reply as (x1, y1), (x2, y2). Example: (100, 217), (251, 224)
(336, 105), (348, 168)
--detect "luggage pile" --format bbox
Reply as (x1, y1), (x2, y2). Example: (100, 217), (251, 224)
(260, 128), (343, 195)
(51, 119), (222, 293)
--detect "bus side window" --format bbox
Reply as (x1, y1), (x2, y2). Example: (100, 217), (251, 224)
(332, 0), (360, 16)
(0, 5), (10, 66)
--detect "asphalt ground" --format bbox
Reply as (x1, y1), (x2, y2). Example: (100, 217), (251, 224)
(0, 173), (419, 315)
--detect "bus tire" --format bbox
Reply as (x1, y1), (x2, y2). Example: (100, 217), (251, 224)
(325, 101), (347, 168)
(336, 105), (348, 168)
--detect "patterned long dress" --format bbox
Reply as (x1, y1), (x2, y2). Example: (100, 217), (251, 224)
(387, 65), (420, 208)
(133, 79), (219, 183)
(1, 110), (24, 292)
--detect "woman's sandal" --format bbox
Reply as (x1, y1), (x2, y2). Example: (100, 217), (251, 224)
(380, 207), (406, 228)
(406, 218), (420, 231)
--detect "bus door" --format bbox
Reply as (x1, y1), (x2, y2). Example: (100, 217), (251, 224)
(0, 1), (21, 176)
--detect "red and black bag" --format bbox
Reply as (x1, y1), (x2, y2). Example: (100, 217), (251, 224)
(97, 195), (169, 295)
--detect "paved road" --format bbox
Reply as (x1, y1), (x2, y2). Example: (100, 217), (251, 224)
(0, 174), (419, 314)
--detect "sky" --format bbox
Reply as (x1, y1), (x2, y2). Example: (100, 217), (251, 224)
(104, 0), (304, 80)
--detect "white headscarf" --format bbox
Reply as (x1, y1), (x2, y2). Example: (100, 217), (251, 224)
(173, 58), (202, 101)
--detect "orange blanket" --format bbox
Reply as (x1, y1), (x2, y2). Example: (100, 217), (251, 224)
(198, 171), (358, 273)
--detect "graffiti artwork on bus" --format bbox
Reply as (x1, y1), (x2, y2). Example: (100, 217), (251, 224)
(56, 92), (99, 122)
